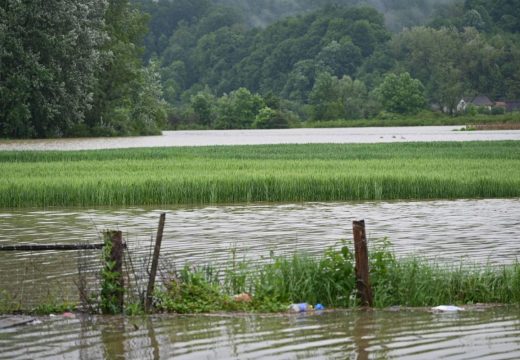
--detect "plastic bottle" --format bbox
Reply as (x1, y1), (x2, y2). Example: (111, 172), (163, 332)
(289, 303), (313, 312)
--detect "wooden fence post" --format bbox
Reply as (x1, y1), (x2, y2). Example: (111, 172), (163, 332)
(145, 213), (166, 312)
(352, 220), (373, 307)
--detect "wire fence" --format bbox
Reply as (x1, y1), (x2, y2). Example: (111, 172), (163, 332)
(0, 238), (158, 312)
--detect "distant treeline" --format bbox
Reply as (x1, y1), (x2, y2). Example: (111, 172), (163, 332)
(131, 0), (520, 130)
(2, 1), (520, 138)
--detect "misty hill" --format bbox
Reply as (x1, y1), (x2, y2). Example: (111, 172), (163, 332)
(214, 0), (452, 32)
(133, 0), (520, 129)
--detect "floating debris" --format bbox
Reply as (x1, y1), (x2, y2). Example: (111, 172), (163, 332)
(431, 305), (464, 312)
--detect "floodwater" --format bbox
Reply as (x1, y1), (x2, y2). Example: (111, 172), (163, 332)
(1, 199), (520, 359)
(2, 123), (520, 359)
(1, 199), (519, 272)
(1, 127), (520, 151)
(1, 307), (520, 360)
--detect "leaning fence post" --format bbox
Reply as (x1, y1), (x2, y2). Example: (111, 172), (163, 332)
(101, 230), (125, 314)
(145, 213), (166, 312)
(352, 220), (373, 307)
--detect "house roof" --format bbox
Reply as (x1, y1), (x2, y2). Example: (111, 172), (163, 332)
(471, 95), (494, 106)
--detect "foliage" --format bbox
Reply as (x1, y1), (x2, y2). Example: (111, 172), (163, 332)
(3, 238), (520, 314)
(100, 232), (124, 314)
(133, 1), (520, 127)
(155, 240), (520, 313)
(84, 0), (167, 136)
(304, 111), (520, 128)
(4, 0), (520, 136)
(0, 0), (107, 138)
(309, 72), (377, 120)
(0, 290), (21, 314)
(155, 265), (230, 313)
(1, 141), (520, 208)
(0, 0), (167, 139)
(214, 88), (265, 129)
(32, 302), (76, 315)
(374, 72), (426, 114)
(253, 107), (290, 129)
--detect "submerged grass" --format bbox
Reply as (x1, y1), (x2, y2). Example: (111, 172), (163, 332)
(2, 240), (519, 314)
(1, 141), (520, 208)
(153, 240), (520, 313)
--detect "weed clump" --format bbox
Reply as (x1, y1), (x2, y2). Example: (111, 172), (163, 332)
(146, 240), (520, 313)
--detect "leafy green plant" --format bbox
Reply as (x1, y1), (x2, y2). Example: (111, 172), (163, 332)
(0, 290), (22, 314)
(100, 233), (124, 314)
(156, 265), (231, 313)
(32, 302), (76, 315)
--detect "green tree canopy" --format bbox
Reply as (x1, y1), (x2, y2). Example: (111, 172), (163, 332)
(375, 72), (426, 114)
(1, 0), (106, 138)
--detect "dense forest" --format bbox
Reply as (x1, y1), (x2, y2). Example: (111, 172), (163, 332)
(1, 0), (520, 137)
(135, 0), (520, 130)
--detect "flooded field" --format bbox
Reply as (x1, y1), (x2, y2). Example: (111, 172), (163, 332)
(1, 198), (520, 359)
(1, 306), (519, 359)
(1, 127), (520, 151)
(1, 198), (519, 268)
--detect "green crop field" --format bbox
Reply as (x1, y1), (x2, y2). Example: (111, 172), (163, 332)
(1, 141), (519, 208)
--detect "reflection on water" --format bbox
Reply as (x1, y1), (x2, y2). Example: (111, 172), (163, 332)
(1, 307), (520, 359)
(1, 127), (520, 151)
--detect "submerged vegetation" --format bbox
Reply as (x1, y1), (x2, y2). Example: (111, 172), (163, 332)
(154, 239), (520, 313)
(1, 141), (520, 208)
(2, 239), (520, 315)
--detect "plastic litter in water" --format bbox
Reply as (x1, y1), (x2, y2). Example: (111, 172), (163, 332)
(62, 312), (75, 319)
(315, 303), (325, 311)
(431, 305), (464, 312)
(289, 303), (313, 312)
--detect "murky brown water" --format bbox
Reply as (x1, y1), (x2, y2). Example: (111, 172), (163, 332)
(2, 127), (520, 151)
(1, 307), (520, 359)
(1, 199), (519, 268)
(1, 198), (520, 359)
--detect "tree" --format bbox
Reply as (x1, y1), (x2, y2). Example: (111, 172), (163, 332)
(215, 88), (264, 129)
(1, 0), (107, 138)
(309, 72), (372, 120)
(252, 106), (289, 129)
(86, 0), (164, 136)
(128, 59), (168, 135)
(190, 90), (216, 127)
(375, 72), (426, 114)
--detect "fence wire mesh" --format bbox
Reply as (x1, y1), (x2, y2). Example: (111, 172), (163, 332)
(0, 236), (159, 312)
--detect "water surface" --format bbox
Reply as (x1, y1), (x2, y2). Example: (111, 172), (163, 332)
(1, 199), (519, 308)
(1, 199), (520, 359)
(2, 127), (520, 151)
(1, 307), (519, 359)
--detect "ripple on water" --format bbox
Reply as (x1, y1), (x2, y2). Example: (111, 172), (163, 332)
(1, 309), (520, 359)
(1, 198), (520, 307)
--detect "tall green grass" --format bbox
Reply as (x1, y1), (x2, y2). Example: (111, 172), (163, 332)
(155, 240), (520, 313)
(1, 141), (520, 208)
